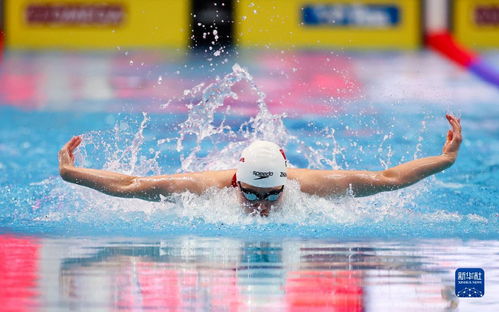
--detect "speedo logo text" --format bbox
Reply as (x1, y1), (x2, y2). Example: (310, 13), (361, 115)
(253, 171), (273, 180)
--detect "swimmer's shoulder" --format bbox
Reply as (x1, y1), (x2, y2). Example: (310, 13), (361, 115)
(198, 169), (237, 188)
(287, 168), (342, 195)
(287, 168), (325, 179)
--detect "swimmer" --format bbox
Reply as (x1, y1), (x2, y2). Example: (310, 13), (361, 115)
(59, 114), (462, 216)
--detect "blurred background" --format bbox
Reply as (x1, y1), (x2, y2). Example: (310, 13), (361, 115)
(0, 0), (497, 113)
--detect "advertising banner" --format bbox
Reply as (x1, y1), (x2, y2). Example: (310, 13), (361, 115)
(235, 0), (421, 49)
(454, 0), (499, 48)
(6, 0), (189, 49)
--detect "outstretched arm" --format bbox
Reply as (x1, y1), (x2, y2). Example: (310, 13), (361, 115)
(58, 136), (234, 201)
(290, 114), (462, 197)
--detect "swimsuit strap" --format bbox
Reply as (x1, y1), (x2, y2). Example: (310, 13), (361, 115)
(231, 173), (237, 188)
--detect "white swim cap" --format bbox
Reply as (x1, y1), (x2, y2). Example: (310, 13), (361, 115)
(236, 140), (288, 188)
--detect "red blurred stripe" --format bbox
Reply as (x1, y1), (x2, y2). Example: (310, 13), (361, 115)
(426, 32), (477, 68)
(286, 270), (364, 312)
(0, 235), (40, 312)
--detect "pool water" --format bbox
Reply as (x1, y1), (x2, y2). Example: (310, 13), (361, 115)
(1, 50), (498, 311)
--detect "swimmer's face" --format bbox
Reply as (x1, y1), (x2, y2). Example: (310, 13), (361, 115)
(237, 182), (284, 217)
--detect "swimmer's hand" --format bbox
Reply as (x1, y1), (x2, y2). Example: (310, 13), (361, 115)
(442, 114), (462, 163)
(58, 136), (82, 171)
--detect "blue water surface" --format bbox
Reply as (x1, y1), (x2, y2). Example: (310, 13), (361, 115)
(0, 50), (498, 240)
(0, 103), (497, 239)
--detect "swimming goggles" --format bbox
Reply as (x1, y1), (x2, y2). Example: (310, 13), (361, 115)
(238, 182), (284, 202)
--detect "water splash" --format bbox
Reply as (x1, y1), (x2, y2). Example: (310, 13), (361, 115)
(78, 66), (428, 229)
(2, 64), (495, 238)
(173, 63), (291, 172)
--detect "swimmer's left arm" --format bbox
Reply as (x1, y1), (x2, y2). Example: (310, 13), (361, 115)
(59, 136), (235, 201)
(290, 114), (462, 197)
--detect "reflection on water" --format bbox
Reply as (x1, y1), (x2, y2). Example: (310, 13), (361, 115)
(1, 234), (498, 311)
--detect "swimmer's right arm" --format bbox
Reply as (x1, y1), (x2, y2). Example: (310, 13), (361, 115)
(289, 114), (462, 197)
(58, 136), (235, 201)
